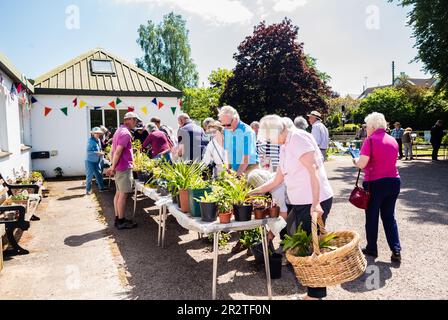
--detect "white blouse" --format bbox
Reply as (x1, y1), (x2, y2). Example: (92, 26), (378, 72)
(202, 138), (226, 175)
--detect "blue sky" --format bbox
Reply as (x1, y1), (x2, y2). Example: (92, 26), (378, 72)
(0, 0), (429, 95)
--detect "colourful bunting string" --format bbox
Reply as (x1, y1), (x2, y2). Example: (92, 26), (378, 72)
(109, 101), (116, 109)
(158, 101), (164, 110)
(73, 98), (78, 107)
(171, 107), (177, 115)
(16, 83), (22, 94)
(31, 96), (38, 104)
(94, 106), (101, 111)
(79, 100), (87, 109)
(44, 107), (52, 117)
(116, 98), (122, 105)
(60, 107), (68, 116)
(128, 107), (135, 112)
(152, 98), (158, 106)
(141, 106), (148, 115)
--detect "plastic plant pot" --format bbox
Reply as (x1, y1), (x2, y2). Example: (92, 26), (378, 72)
(219, 212), (232, 224)
(233, 204), (253, 222)
(200, 202), (218, 222)
(251, 242), (265, 265)
(254, 208), (266, 220)
(179, 189), (190, 213)
(188, 188), (212, 218)
(269, 253), (283, 279)
(269, 206), (281, 218)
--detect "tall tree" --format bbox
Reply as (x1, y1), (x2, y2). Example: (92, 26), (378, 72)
(136, 12), (199, 89)
(220, 19), (331, 123)
(391, 0), (448, 93)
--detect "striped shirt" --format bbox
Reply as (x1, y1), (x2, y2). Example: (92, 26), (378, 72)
(257, 141), (280, 171)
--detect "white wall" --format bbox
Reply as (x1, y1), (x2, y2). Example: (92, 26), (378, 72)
(31, 95), (180, 177)
(0, 70), (32, 180)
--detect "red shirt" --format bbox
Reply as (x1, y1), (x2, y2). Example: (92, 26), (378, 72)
(142, 130), (170, 157)
(361, 129), (400, 182)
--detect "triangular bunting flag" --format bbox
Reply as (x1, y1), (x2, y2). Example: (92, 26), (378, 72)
(128, 107), (135, 112)
(158, 101), (164, 110)
(16, 83), (22, 93)
(116, 98), (122, 105)
(152, 98), (158, 106)
(141, 106), (148, 115)
(31, 96), (38, 104)
(109, 101), (116, 109)
(171, 107), (177, 115)
(44, 107), (52, 117)
(94, 106), (101, 111)
(60, 107), (68, 116)
(178, 99), (183, 109)
(79, 100), (87, 109)
(73, 98), (78, 107)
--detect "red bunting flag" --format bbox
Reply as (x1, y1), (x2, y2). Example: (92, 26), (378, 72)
(128, 107), (135, 112)
(16, 83), (22, 93)
(44, 107), (52, 117)
(178, 99), (183, 109)
(73, 98), (78, 107)
(109, 101), (116, 109)
(158, 101), (164, 110)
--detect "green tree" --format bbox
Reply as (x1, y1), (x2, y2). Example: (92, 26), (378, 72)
(182, 68), (233, 123)
(391, 0), (448, 93)
(306, 54), (331, 84)
(326, 95), (360, 129)
(136, 12), (199, 89)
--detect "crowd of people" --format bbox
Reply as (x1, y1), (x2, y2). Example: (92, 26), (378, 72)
(81, 106), (448, 299)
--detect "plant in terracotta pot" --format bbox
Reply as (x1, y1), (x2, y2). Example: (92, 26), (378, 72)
(251, 196), (269, 220)
(211, 187), (233, 224)
(269, 199), (281, 218)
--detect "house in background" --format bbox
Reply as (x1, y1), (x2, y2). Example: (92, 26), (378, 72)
(0, 52), (34, 180)
(31, 48), (182, 177)
(358, 76), (438, 99)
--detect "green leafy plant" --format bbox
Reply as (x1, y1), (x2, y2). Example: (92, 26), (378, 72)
(208, 232), (231, 249)
(11, 194), (29, 201)
(239, 227), (262, 248)
(281, 224), (339, 257)
(195, 191), (219, 203)
(159, 161), (206, 196)
(54, 167), (63, 177)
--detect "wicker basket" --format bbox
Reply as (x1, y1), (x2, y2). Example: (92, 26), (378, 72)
(285, 213), (367, 288)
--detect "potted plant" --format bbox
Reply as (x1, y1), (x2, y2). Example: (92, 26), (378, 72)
(195, 191), (219, 222)
(188, 177), (211, 218)
(251, 196), (269, 220)
(269, 251), (283, 279)
(212, 187), (232, 224)
(240, 228), (263, 264)
(269, 199), (280, 218)
(54, 167), (63, 178)
(226, 178), (253, 222)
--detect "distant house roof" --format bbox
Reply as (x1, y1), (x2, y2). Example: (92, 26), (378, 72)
(358, 77), (438, 99)
(0, 52), (34, 92)
(33, 48), (181, 97)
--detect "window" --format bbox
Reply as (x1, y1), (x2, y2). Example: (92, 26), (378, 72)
(90, 60), (115, 75)
(90, 109), (128, 133)
(104, 110), (117, 130)
(118, 110), (127, 126)
(18, 103), (26, 145)
(90, 110), (103, 129)
(0, 93), (9, 153)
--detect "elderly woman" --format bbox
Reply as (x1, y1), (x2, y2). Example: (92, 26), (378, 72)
(85, 127), (106, 195)
(250, 115), (334, 300)
(294, 116), (309, 131)
(353, 112), (401, 263)
(202, 121), (227, 177)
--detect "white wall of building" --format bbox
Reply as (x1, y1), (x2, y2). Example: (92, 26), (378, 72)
(30, 94), (180, 177)
(0, 70), (32, 180)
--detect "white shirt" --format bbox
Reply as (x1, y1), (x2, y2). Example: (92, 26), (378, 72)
(202, 138), (226, 175)
(311, 120), (330, 149)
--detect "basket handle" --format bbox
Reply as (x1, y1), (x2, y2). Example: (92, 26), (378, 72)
(311, 211), (327, 256)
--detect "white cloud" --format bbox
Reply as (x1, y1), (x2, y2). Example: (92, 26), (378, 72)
(115, 0), (254, 25)
(271, 0), (307, 12)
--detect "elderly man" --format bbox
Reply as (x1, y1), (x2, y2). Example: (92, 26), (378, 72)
(391, 122), (405, 160)
(294, 116), (309, 131)
(308, 111), (329, 161)
(177, 113), (207, 161)
(219, 106), (259, 177)
(106, 112), (138, 230)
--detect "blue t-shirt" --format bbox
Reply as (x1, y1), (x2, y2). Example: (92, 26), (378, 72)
(224, 121), (259, 171)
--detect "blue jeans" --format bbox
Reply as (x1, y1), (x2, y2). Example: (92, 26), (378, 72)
(363, 178), (401, 253)
(85, 160), (105, 192)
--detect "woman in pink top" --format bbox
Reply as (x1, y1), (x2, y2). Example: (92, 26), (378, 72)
(250, 115), (334, 300)
(354, 112), (402, 263)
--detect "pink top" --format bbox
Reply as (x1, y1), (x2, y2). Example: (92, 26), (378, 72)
(360, 129), (400, 182)
(142, 130), (171, 157)
(112, 125), (133, 172)
(279, 130), (334, 205)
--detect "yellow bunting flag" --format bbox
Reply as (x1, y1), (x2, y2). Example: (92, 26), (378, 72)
(79, 100), (87, 109)
(140, 106), (148, 115)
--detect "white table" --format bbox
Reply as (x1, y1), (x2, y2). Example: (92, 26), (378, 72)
(132, 181), (287, 300)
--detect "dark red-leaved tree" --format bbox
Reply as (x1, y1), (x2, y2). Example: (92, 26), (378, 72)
(221, 19), (331, 123)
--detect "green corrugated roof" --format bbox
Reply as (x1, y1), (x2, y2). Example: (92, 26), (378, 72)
(33, 48), (181, 97)
(0, 52), (34, 92)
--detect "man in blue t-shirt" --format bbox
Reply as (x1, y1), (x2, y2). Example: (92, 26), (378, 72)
(391, 122), (405, 159)
(219, 106), (259, 176)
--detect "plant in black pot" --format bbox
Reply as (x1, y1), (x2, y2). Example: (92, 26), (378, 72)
(226, 177), (253, 222)
(195, 191), (219, 222)
(240, 228), (263, 264)
(188, 176), (211, 218)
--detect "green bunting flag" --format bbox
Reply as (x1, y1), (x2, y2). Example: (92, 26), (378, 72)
(171, 107), (177, 115)
(116, 98), (122, 105)
(60, 107), (68, 116)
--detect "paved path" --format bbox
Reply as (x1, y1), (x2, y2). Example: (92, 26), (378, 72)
(0, 180), (129, 300)
(1, 157), (447, 300)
